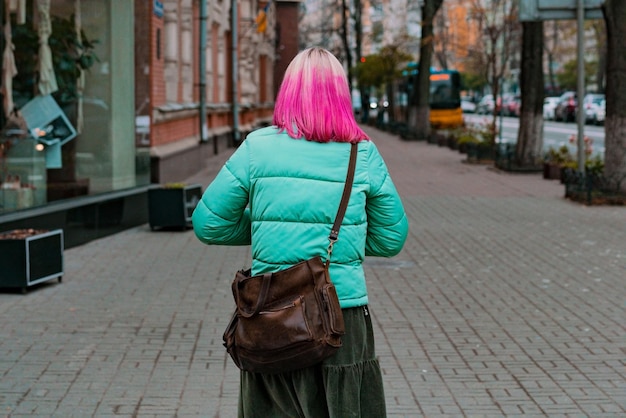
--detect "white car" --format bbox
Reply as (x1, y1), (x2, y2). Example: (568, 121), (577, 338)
(543, 97), (560, 120)
(581, 93), (605, 124)
(592, 99), (606, 125)
(461, 96), (476, 113)
(476, 94), (496, 114)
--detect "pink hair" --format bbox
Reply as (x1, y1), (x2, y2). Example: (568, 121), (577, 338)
(273, 47), (369, 143)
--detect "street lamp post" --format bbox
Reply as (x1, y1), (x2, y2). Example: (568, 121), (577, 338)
(575, 0), (586, 173)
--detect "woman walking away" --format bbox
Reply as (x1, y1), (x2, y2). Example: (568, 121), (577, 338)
(192, 46), (408, 418)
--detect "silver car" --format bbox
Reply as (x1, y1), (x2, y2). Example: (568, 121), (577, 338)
(581, 94), (605, 125)
(461, 96), (476, 113)
(543, 97), (560, 120)
(593, 99), (606, 125)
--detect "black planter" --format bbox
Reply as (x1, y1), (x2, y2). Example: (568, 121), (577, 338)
(148, 184), (202, 230)
(0, 229), (64, 293)
(447, 136), (458, 150)
(543, 162), (562, 180)
(466, 142), (495, 163)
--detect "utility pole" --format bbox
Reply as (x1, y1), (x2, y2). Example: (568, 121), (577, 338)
(231, 0), (240, 147)
(199, 0), (210, 149)
(575, 0), (586, 173)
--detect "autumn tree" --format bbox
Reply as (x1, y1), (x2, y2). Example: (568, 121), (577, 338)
(590, 20), (607, 92)
(466, 0), (520, 140)
(355, 44), (412, 122)
(543, 21), (577, 95)
(543, 20), (605, 94)
(378, 44), (413, 122)
(340, 0), (354, 89)
(556, 60), (598, 90)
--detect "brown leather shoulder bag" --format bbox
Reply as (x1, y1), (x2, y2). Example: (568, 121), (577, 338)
(223, 143), (357, 374)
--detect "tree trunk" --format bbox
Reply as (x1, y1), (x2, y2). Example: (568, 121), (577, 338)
(409, 0), (442, 139)
(386, 83), (395, 123)
(603, 0), (626, 192)
(340, 0), (352, 89)
(353, 0), (367, 123)
(515, 21), (544, 168)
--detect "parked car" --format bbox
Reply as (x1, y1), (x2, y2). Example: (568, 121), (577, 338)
(581, 93), (605, 124)
(543, 96), (560, 120)
(476, 94), (500, 115)
(352, 89), (362, 117)
(554, 91), (577, 122)
(461, 96), (476, 113)
(368, 96), (379, 119)
(513, 96), (522, 117)
(502, 94), (521, 117)
(593, 99), (606, 125)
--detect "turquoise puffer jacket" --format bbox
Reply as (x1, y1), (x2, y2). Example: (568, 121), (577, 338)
(192, 126), (408, 308)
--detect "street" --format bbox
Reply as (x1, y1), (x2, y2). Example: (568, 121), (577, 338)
(464, 114), (606, 158)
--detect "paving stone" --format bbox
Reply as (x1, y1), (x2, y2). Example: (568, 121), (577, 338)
(1, 125), (624, 416)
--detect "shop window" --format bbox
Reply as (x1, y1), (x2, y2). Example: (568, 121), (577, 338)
(1, 0), (141, 215)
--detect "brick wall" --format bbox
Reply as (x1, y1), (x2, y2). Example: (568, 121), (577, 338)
(146, 0), (277, 183)
(152, 117), (199, 147)
(151, 11), (166, 109)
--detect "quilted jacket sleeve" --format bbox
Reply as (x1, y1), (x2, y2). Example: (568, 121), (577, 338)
(192, 140), (251, 246)
(364, 142), (408, 257)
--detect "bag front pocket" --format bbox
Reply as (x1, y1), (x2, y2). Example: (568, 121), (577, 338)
(322, 284), (345, 336)
(235, 296), (314, 350)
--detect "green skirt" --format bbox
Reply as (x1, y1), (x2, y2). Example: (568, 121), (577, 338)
(238, 306), (387, 418)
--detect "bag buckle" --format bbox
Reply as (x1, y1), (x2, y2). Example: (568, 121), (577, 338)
(327, 237), (337, 260)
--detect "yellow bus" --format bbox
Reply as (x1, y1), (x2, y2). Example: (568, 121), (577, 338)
(398, 66), (463, 129)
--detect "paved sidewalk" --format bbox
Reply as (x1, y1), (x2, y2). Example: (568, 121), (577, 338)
(1, 126), (624, 417)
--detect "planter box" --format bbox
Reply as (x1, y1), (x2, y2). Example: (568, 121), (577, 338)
(447, 136), (458, 150)
(543, 162), (562, 180)
(466, 142), (495, 163)
(0, 229), (64, 293)
(148, 184), (203, 230)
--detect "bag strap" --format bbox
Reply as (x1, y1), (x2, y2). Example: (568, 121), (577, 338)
(327, 142), (357, 261)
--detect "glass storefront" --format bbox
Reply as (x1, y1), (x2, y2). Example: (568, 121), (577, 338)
(0, 0), (148, 215)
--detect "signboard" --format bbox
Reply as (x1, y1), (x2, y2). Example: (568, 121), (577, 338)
(20, 95), (77, 169)
(20, 95), (76, 146)
(520, 0), (604, 21)
(154, 1), (164, 18)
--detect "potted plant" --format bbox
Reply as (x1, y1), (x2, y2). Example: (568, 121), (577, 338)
(543, 145), (573, 180)
(0, 228), (64, 293)
(447, 132), (459, 150)
(562, 157), (626, 205)
(148, 183), (203, 230)
(446, 127), (468, 154)
(546, 136), (597, 182)
(457, 123), (496, 163)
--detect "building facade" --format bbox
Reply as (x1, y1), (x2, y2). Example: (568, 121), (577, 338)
(139, 0), (276, 184)
(0, 0), (294, 247)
